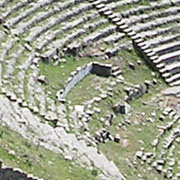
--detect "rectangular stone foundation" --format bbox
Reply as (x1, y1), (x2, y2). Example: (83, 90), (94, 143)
(91, 62), (112, 77)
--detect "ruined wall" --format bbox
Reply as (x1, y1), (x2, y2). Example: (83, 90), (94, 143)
(59, 63), (93, 99)
(58, 62), (112, 100)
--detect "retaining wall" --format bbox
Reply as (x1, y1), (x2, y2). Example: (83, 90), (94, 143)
(58, 62), (112, 100)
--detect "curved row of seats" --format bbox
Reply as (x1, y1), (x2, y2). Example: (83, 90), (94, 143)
(0, 0), (128, 59)
(91, 0), (180, 86)
(0, 31), (60, 122)
(0, 0), (179, 123)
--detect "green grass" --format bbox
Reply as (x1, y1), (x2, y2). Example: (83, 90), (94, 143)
(67, 74), (111, 105)
(39, 55), (90, 99)
(0, 125), (100, 180)
(98, 99), (166, 180)
(39, 55), (105, 100)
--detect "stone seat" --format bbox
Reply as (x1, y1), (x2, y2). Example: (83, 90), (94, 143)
(154, 51), (180, 64)
(154, 41), (180, 56)
(166, 73), (180, 84)
(103, 32), (125, 43)
(35, 11), (99, 50)
(1, 0), (30, 20)
(124, 6), (180, 26)
(66, 24), (116, 54)
(105, 41), (132, 57)
(106, 0), (142, 11)
(12, 0), (85, 35)
(133, 15), (180, 33)
(161, 62), (180, 76)
(103, 10), (113, 16)
(98, 6), (109, 13)
(147, 32), (180, 48)
(170, 79), (180, 86)
(3, 0), (56, 29)
(96, 3), (105, 9)
(25, 3), (92, 43)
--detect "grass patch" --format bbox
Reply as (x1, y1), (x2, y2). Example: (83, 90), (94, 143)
(39, 55), (105, 100)
(67, 74), (110, 105)
(39, 55), (92, 99)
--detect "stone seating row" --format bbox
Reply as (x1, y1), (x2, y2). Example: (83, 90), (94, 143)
(107, 1), (180, 47)
(16, 59), (49, 118)
(3, 0), (57, 29)
(89, 0), (166, 72)
(35, 11), (127, 59)
(124, 7), (180, 26)
(27, 65), (59, 122)
(67, 24), (116, 53)
(0, 0), (32, 21)
(0, 37), (17, 61)
(105, 41), (132, 57)
(108, 0), (173, 18)
(25, 2), (93, 43)
(11, 0), (85, 35)
(141, 26), (180, 45)
(20, 59), (48, 117)
(5, 0), (176, 64)
(154, 41), (180, 56)
(132, 15), (180, 33)
(4, 46), (25, 79)
(156, 51), (180, 69)
(35, 11), (126, 58)
(157, 50), (180, 81)
(67, 30), (128, 58)
(165, 70), (180, 86)
(1, 54), (60, 123)
(1, 52), (33, 101)
(103, 32), (125, 43)
(35, 10), (99, 50)
(145, 35), (180, 75)
(40, 21), (115, 60)
(0, 31), (60, 122)
(105, 0), (143, 11)
(109, 0), (179, 47)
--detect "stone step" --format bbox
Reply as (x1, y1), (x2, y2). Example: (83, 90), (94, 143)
(103, 10), (113, 16)
(170, 79), (180, 86)
(112, 70), (122, 77)
(96, 3), (105, 9)
(112, 66), (120, 73)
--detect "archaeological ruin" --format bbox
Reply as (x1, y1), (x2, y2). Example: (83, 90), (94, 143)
(0, 0), (179, 180)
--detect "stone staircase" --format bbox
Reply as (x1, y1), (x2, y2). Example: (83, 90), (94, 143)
(88, 0), (179, 87)
(111, 66), (122, 78)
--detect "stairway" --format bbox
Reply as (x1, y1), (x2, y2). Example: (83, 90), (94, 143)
(111, 66), (122, 78)
(88, 0), (168, 83)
